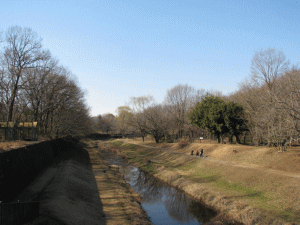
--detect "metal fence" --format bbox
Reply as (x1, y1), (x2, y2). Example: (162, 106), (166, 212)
(0, 201), (39, 225)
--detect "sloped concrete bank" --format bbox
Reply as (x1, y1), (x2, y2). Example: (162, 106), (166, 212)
(14, 139), (107, 224)
(9, 139), (152, 225)
(0, 138), (76, 202)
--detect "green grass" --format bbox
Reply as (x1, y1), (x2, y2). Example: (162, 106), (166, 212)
(109, 141), (124, 147)
(215, 179), (268, 200)
(142, 164), (155, 174)
(122, 143), (137, 150)
(175, 160), (198, 171)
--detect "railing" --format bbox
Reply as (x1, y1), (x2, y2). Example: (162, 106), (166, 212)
(0, 201), (39, 225)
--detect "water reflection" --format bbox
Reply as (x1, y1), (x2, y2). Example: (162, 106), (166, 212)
(102, 151), (217, 225)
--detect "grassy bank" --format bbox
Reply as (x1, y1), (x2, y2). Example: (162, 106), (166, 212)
(100, 138), (300, 225)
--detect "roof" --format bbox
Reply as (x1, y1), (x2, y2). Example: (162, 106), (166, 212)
(0, 122), (38, 128)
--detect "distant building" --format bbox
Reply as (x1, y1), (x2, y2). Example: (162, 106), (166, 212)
(0, 122), (38, 141)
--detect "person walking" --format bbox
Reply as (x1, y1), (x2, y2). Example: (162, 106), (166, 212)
(200, 149), (204, 158)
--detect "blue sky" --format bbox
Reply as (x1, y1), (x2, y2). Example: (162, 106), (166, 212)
(1, 0), (299, 116)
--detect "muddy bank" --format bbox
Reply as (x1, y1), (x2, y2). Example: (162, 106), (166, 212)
(101, 140), (296, 225)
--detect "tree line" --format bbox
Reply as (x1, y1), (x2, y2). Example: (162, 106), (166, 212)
(98, 48), (300, 146)
(0, 26), (92, 138)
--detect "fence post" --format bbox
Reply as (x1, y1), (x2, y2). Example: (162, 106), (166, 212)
(18, 200), (20, 225)
(0, 201), (2, 225)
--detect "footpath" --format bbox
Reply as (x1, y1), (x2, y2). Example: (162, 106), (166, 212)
(87, 142), (152, 225)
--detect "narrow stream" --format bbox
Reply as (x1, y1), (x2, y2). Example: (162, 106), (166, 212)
(101, 150), (218, 225)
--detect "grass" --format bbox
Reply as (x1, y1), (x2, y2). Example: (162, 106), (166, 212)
(101, 138), (300, 224)
(109, 140), (123, 147)
(176, 160), (198, 171)
(214, 179), (267, 200)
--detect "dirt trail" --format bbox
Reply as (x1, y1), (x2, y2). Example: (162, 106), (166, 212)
(87, 145), (152, 225)
(123, 140), (300, 179)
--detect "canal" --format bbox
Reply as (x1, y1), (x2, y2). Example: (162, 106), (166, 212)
(101, 150), (219, 225)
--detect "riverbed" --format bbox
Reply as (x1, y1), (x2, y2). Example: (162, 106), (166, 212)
(101, 150), (221, 225)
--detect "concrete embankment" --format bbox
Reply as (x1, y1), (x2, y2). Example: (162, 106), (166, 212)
(7, 138), (151, 225)
(0, 138), (74, 202)
(15, 139), (107, 224)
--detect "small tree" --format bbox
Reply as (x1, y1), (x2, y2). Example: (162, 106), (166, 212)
(144, 104), (170, 143)
(98, 113), (115, 134)
(115, 106), (134, 137)
(129, 95), (154, 142)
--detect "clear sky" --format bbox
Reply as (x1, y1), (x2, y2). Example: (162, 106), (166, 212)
(1, 0), (299, 116)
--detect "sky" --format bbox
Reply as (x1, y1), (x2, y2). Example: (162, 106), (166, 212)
(1, 0), (299, 116)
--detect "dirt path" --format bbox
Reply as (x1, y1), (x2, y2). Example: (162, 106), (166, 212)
(87, 145), (152, 225)
(123, 140), (300, 179)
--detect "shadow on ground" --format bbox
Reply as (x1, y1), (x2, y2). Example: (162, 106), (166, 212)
(15, 143), (107, 225)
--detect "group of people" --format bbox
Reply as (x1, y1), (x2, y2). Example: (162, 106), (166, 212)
(191, 149), (204, 157)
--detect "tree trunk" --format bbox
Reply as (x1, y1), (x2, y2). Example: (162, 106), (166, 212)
(8, 76), (20, 121)
(229, 135), (233, 144)
(235, 134), (241, 144)
(217, 134), (221, 143)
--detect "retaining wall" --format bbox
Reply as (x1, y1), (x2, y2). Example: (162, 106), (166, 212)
(0, 138), (76, 202)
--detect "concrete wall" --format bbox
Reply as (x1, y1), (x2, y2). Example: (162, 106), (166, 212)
(0, 138), (76, 202)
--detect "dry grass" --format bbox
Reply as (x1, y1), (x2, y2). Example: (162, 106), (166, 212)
(103, 138), (300, 224)
(0, 136), (51, 152)
(0, 140), (28, 151)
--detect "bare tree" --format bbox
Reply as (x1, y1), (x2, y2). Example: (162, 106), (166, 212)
(0, 26), (92, 139)
(23, 56), (58, 122)
(115, 106), (134, 137)
(1, 26), (50, 121)
(144, 104), (171, 143)
(164, 84), (197, 140)
(250, 48), (290, 146)
(251, 48), (289, 90)
(129, 95), (154, 141)
(274, 69), (300, 135)
(98, 113), (116, 134)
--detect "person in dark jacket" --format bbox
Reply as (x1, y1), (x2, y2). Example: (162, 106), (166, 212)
(200, 149), (204, 157)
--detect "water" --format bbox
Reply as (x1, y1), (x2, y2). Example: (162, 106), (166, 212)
(102, 151), (217, 225)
